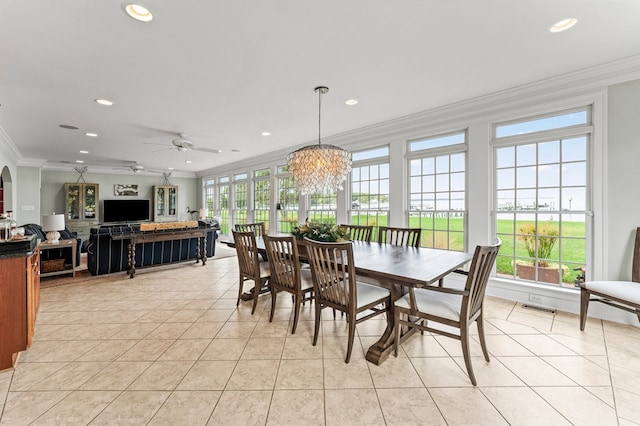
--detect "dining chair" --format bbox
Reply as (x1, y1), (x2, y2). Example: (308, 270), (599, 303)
(264, 235), (314, 334)
(234, 222), (266, 237)
(232, 230), (271, 315)
(393, 239), (501, 386)
(377, 226), (421, 248)
(305, 239), (391, 363)
(340, 224), (373, 242)
(580, 227), (640, 330)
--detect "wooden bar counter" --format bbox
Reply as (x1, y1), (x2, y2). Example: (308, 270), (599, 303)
(0, 235), (40, 371)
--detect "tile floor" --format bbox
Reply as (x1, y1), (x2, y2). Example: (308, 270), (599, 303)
(1, 254), (640, 425)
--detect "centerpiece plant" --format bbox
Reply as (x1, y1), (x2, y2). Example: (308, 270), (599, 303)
(291, 220), (350, 242)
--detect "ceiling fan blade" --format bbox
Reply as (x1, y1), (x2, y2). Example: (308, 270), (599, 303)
(143, 142), (172, 147)
(192, 146), (222, 154)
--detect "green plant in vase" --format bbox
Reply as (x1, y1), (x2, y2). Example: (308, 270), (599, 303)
(516, 223), (563, 283)
(518, 223), (559, 267)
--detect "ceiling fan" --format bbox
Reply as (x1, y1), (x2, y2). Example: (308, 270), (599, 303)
(113, 162), (161, 174)
(145, 133), (222, 154)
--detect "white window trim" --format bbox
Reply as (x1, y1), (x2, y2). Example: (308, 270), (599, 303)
(486, 91), (606, 315)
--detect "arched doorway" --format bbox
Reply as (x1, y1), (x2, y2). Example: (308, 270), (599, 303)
(1, 165), (12, 215)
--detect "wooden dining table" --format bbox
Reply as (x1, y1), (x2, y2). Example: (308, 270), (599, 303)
(226, 236), (473, 365)
(345, 240), (473, 364)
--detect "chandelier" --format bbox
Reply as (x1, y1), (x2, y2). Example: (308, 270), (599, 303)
(287, 86), (352, 195)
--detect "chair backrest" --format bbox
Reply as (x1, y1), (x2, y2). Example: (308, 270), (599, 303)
(264, 235), (301, 291)
(340, 224), (373, 242)
(632, 227), (640, 283)
(378, 226), (421, 248)
(305, 239), (356, 308)
(232, 230), (261, 278)
(462, 239), (501, 320)
(234, 222), (266, 237)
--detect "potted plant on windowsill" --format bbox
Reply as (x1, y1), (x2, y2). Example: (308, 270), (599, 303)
(516, 223), (561, 283)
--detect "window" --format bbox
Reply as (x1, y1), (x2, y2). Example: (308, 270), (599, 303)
(349, 146), (389, 238)
(233, 173), (248, 226)
(308, 192), (337, 224)
(408, 131), (466, 250)
(494, 108), (590, 287)
(253, 168), (270, 233)
(495, 108), (588, 138)
(276, 166), (299, 233)
(203, 179), (215, 219)
(409, 132), (465, 152)
(217, 177), (230, 235)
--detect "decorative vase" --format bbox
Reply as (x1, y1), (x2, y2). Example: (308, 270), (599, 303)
(516, 263), (560, 284)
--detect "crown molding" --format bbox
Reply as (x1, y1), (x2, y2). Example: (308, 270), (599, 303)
(0, 126), (22, 164)
(200, 54), (640, 178)
(327, 55), (640, 146)
(42, 163), (196, 178)
(17, 158), (47, 168)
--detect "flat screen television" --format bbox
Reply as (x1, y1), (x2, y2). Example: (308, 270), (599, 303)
(103, 199), (150, 223)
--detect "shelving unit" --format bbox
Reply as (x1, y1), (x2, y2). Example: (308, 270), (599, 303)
(153, 185), (178, 222)
(65, 183), (99, 240)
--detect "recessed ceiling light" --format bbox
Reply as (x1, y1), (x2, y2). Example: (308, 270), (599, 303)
(345, 99), (359, 106)
(95, 99), (114, 106)
(75, 160), (84, 164)
(168, 167), (174, 170)
(261, 132), (271, 136)
(549, 18), (577, 33)
(185, 160), (192, 164)
(85, 132), (98, 137)
(59, 124), (79, 130)
(123, 3), (153, 22)
(79, 150), (89, 154)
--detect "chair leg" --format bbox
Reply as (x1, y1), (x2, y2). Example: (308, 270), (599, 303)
(476, 311), (490, 362)
(236, 274), (244, 306)
(313, 303), (321, 346)
(269, 287), (277, 323)
(460, 324), (477, 386)
(580, 287), (590, 331)
(291, 294), (301, 335)
(345, 310), (357, 363)
(251, 280), (260, 315)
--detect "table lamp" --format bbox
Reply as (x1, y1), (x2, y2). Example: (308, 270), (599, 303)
(42, 213), (66, 244)
(199, 208), (208, 220)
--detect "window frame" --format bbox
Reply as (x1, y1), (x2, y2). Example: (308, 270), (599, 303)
(491, 106), (593, 287)
(406, 130), (468, 251)
(348, 145), (390, 239)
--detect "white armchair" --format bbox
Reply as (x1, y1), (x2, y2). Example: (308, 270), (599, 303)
(580, 227), (640, 330)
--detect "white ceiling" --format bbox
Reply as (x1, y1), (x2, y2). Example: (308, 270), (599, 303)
(1, 1), (639, 176)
